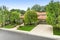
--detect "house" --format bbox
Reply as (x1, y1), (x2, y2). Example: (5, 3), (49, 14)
(36, 12), (47, 24)
(36, 12), (46, 20)
(20, 12), (47, 24)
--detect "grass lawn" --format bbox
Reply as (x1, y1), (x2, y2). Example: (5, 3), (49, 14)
(53, 27), (60, 36)
(3, 24), (17, 28)
(17, 25), (35, 31)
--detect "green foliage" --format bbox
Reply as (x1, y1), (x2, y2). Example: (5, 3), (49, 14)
(46, 1), (60, 25)
(53, 27), (60, 35)
(10, 9), (25, 15)
(3, 24), (17, 28)
(57, 15), (60, 24)
(10, 9), (20, 13)
(40, 6), (46, 12)
(18, 25), (35, 31)
(20, 10), (25, 15)
(10, 11), (20, 24)
(46, 0), (56, 25)
(56, 24), (60, 28)
(24, 10), (38, 25)
(27, 7), (30, 11)
(31, 4), (41, 12)
(46, 0), (60, 35)
(0, 8), (3, 24)
(56, 15), (60, 28)
(0, 6), (10, 26)
(31, 4), (46, 12)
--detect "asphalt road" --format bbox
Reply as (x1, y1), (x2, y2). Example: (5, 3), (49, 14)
(0, 29), (56, 40)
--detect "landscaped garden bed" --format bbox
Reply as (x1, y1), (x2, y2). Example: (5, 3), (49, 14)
(17, 25), (35, 31)
(53, 27), (60, 35)
(3, 24), (17, 29)
(17, 10), (38, 31)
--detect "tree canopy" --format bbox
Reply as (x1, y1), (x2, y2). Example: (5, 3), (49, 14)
(24, 10), (38, 25)
(46, 0), (60, 27)
(10, 10), (21, 24)
(31, 4), (41, 12)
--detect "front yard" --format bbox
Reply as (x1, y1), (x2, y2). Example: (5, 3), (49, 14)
(53, 27), (60, 36)
(0, 23), (60, 36)
(3, 24), (17, 29)
(17, 25), (35, 31)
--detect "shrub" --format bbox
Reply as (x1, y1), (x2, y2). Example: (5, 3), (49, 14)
(10, 11), (20, 24)
(56, 24), (60, 28)
(57, 15), (60, 24)
(56, 15), (60, 28)
(53, 27), (60, 35)
(24, 10), (38, 25)
(46, 0), (56, 25)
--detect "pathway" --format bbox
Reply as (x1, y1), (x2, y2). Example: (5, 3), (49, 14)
(11, 23), (24, 30)
(30, 24), (53, 36)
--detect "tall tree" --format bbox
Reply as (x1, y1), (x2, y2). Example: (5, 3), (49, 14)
(0, 6), (9, 27)
(10, 10), (21, 24)
(46, 0), (60, 27)
(27, 7), (30, 11)
(24, 10), (38, 25)
(46, 0), (56, 25)
(20, 10), (25, 15)
(10, 9), (25, 15)
(31, 4), (41, 12)
(0, 7), (3, 24)
(40, 6), (46, 12)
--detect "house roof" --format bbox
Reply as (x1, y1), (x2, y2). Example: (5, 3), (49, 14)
(37, 12), (46, 20)
(20, 12), (47, 20)
(20, 16), (24, 19)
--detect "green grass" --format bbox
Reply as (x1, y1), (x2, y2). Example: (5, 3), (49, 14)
(53, 27), (60, 36)
(18, 25), (35, 31)
(3, 24), (16, 28)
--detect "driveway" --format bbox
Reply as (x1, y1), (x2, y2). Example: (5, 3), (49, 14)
(30, 24), (53, 36)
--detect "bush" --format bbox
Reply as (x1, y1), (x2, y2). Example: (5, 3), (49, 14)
(10, 11), (20, 24)
(53, 27), (60, 35)
(57, 15), (60, 24)
(46, 1), (55, 25)
(56, 24), (60, 28)
(24, 10), (38, 25)
(56, 15), (60, 28)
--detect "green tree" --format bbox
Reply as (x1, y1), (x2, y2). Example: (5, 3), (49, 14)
(10, 10), (20, 24)
(46, 0), (56, 25)
(24, 10), (38, 25)
(10, 9), (20, 13)
(40, 6), (46, 12)
(0, 6), (10, 27)
(20, 10), (25, 15)
(0, 7), (3, 24)
(56, 15), (60, 28)
(27, 7), (30, 11)
(46, 0), (60, 26)
(31, 4), (41, 12)
(58, 16), (60, 24)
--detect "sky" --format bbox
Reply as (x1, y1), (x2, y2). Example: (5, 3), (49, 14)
(0, 0), (60, 10)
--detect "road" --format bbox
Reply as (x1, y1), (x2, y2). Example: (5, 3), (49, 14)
(0, 29), (55, 40)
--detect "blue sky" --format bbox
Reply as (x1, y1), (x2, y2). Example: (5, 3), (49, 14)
(0, 0), (60, 10)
